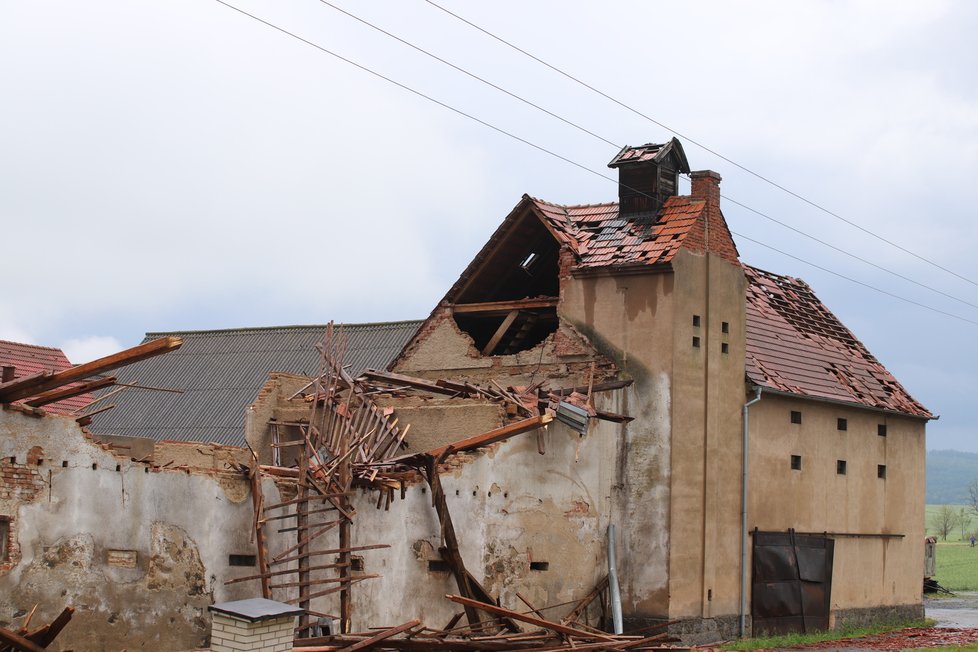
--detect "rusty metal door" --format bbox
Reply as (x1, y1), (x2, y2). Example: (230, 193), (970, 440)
(751, 529), (834, 635)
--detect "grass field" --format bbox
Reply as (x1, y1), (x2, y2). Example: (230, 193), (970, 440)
(926, 504), (978, 590)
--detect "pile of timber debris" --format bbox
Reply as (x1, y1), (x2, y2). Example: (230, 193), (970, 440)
(0, 607), (74, 652)
(234, 324), (638, 643)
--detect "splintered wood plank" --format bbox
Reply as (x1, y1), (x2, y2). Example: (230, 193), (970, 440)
(452, 298), (558, 315)
(0, 626), (45, 652)
(25, 376), (115, 408)
(481, 310), (519, 356)
(0, 337), (182, 403)
(445, 595), (616, 642)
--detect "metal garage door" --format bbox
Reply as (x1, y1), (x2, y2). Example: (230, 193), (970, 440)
(751, 529), (834, 635)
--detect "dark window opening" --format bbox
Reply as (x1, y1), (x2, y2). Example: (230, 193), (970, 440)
(115, 465), (121, 472)
(455, 309), (559, 356)
(692, 315), (701, 327)
(878, 424), (887, 437)
(837, 460), (847, 475)
(721, 321), (729, 334)
(721, 342), (729, 354)
(350, 556), (364, 572)
(790, 455), (802, 470)
(7, 457), (15, 465)
(0, 517), (9, 562)
(790, 411), (802, 424)
(91, 463), (97, 471)
(837, 418), (847, 431)
(530, 561), (550, 571)
(692, 336), (701, 348)
(878, 465), (887, 479)
(61, 461), (67, 468)
(229, 554), (257, 567)
(427, 559), (450, 572)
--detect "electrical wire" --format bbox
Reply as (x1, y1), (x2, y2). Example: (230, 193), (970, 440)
(423, 0), (978, 288)
(211, 0), (978, 328)
(310, 0), (978, 312)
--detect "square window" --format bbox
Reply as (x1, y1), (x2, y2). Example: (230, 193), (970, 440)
(837, 460), (847, 475)
(790, 411), (802, 424)
(837, 418), (847, 431)
(721, 321), (729, 334)
(878, 424), (887, 437)
(692, 336), (701, 348)
(878, 464), (887, 479)
(530, 561), (550, 571)
(721, 342), (729, 354)
(790, 455), (802, 470)
(228, 554), (256, 567)
(692, 315), (701, 327)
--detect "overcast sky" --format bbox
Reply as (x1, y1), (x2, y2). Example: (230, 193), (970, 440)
(2, 1), (976, 451)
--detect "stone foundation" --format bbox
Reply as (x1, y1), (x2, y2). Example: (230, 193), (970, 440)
(831, 603), (924, 630)
(622, 614), (744, 646)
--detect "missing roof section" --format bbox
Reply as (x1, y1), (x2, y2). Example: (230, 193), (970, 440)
(452, 210), (559, 355)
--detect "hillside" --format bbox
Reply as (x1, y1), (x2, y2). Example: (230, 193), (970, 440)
(928, 449), (978, 504)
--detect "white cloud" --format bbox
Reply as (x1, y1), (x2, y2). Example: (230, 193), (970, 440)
(61, 336), (123, 364)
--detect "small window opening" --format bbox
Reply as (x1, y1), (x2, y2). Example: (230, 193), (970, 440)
(790, 455), (802, 470)
(692, 336), (701, 348)
(427, 559), (450, 572)
(692, 315), (701, 327)
(61, 461), (68, 468)
(721, 342), (729, 354)
(530, 561), (550, 571)
(721, 321), (729, 334)
(878, 424), (887, 437)
(0, 518), (9, 562)
(878, 464), (887, 479)
(519, 252), (539, 272)
(837, 460), (847, 475)
(837, 418), (848, 431)
(144, 467), (149, 473)
(91, 463), (97, 471)
(790, 411), (802, 424)
(7, 457), (15, 465)
(115, 465), (121, 472)
(229, 554), (257, 567)
(35, 459), (43, 467)
(350, 556), (364, 572)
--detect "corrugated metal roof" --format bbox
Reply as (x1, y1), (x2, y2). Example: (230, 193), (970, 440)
(87, 322), (422, 446)
(744, 265), (931, 418)
(0, 340), (94, 415)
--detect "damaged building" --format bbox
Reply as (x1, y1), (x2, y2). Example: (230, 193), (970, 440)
(0, 138), (931, 650)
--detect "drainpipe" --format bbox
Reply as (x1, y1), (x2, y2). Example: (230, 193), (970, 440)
(607, 524), (623, 634)
(740, 386), (762, 638)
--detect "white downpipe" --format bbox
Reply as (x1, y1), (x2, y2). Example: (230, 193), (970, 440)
(740, 387), (762, 638)
(607, 524), (623, 634)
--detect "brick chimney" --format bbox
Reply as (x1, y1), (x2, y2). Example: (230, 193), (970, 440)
(608, 138), (690, 224)
(688, 169), (740, 264)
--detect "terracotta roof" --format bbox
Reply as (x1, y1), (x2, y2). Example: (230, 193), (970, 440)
(607, 138), (690, 171)
(744, 265), (931, 418)
(530, 196), (710, 268)
(0, 340), (94, 415)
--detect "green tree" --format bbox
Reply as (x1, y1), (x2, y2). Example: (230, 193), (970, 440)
(931, 504), (960, 541)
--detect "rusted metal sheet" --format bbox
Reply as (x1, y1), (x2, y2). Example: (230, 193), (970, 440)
(752, 529), (834, 635)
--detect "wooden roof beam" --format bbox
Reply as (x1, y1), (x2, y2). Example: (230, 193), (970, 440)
(452, 298), (558, 316)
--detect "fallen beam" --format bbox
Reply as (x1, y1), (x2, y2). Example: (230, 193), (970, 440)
(0, 337), (182, 404)
(445, 595), (616, 642)
(452, 298), (558, 315)
(25, 376), (115, 408)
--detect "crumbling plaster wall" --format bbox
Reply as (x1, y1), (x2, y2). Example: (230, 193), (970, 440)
(308, 416), (622, 630)
(748, 394), (926, 622)
(0, 407), (281, 651)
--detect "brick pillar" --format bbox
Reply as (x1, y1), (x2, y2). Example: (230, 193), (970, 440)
(208, 598), (303, 652)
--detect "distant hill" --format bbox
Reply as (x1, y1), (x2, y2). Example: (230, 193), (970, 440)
(927, 449), (978, 504)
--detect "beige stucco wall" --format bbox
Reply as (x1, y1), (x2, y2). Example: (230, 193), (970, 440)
(747, 394), (926, 619)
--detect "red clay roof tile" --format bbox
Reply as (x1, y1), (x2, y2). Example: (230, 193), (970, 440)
(0, 340), (95, 415)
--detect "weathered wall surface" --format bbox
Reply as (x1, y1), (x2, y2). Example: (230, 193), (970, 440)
(560, 269), (675, 618)
(667, 249), (747, 622)
(747, 394), (926, 623)
(0, 407), (277, 651)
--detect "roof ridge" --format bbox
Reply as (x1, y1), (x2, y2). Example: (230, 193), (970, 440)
(528, 195), (618, 210)
(0, 339), (64, 353)
(144, 320), (425, 338)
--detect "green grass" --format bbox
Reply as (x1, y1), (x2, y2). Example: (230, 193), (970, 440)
(935, 542), (978, 591)
(721, 619), (933, 650)
(925, 504), (973, 540)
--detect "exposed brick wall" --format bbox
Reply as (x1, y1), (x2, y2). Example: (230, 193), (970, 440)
(0, 454), (45, 570)
(687, 170), (741, 265)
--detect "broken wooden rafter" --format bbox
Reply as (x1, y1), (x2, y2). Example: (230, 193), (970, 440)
(545, 379), (632, 397)
(360, 370), (460, 396)
(446, 595), (615, 642)
(0, 336), (182, 404)
(452, 298), (558, 316)
(25, 376), (115, 408)
(424, 414), (552, 461)
(482, 310), (520, 356)
(75, 403), (115, 426)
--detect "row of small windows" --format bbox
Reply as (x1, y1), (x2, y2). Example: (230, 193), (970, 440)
(789, 411), (888, 436)
(790, 455), (887, 478)
(692, 315), (730, 353)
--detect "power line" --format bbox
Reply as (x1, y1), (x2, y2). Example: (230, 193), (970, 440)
(309, 0), (978, 313)
(731, 231), (978, 327)
(211, 0), (978, 329)
(423, 0), (978, 289)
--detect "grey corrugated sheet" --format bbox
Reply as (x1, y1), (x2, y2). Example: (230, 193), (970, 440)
(88, 321), (421, 447)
